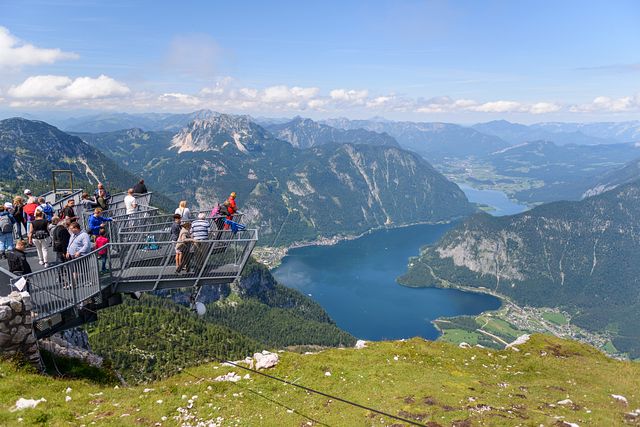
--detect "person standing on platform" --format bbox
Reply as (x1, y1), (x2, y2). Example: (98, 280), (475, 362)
(124, 188), (137, 214)
(29, 210), (50, 267)
(133, 179), (148, 194)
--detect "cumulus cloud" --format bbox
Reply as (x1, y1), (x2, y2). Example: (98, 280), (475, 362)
(570, 95), (640, 113)
(529, 102), (561, 114)
(0, 26), (78, 68)
(469, 100), (523, 113)
(8, 74), (130, 100)
(329, 89), (368, 103)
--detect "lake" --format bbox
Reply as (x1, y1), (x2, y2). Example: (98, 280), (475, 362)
(273, 184), (524, 341)
(458, 184), (528, 216)
(274, 223), (501, 341)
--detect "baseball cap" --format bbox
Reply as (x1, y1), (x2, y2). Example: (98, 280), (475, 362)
(24, 189), (32, 195)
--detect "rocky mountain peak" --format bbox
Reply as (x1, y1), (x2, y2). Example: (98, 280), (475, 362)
(169, 114), (271, 154)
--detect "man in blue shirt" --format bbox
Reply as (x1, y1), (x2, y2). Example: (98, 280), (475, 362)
(87, 208), (113, 236)
(66, 222), (92, 259)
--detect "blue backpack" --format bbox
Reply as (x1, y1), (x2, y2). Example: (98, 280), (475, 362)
(41, 203), (54, 221)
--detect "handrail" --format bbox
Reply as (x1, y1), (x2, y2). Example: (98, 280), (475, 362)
(9, 188), (256, 335)
(11, 246), (104, 321)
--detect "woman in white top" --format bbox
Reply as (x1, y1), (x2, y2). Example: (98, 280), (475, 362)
(175, 200), (190, 221)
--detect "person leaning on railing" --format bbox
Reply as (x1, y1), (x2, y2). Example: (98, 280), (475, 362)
(66, 222), (92, 259)
(87, 208), (113, 237)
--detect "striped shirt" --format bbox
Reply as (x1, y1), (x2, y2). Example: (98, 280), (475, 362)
(190, 219), (210, 240)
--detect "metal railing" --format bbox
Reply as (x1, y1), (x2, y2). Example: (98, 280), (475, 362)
(7, 189), (257, 335)
(108, 228), (258, 291)
(10, 248), (103, 322)
(117, 212), (245, 235)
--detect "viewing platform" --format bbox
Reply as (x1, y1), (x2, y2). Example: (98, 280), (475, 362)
(0, 191), (258, 338)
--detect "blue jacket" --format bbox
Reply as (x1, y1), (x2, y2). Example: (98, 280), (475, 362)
(87, 214), (112, 235)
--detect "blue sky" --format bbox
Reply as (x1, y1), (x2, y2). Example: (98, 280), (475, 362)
(0, 0), (639, 122)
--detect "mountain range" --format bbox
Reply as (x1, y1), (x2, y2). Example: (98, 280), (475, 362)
(400, 180), (640, 357)
(265, 116), (399, 149)
(73, 114), (472, 245)
(0, 118), (144, 198)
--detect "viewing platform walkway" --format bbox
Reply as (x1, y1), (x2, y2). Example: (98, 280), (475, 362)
(0, 191), (257, 338)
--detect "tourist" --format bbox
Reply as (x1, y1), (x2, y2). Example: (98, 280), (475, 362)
(7, 240), (31, 275)
(215, 201), (231, 233)
(87, 208), (113, 236)
(23, 189), (32, 198)
(60, 198), (78, 222)
(175, 200), (191, 221)
(96, 188), (109, 211)
(95, 227), (110, 272)
(29, 210), (50, 267)
(66, 222), (92, 258)
(124, 188), (137, 214)
(133, 179), (148, 194)
(23, 196), (39, 236)
(0, 205), (16, 259)
(93, 182), (111, 201)
(170, 214), (182, 241)
(37, 197), (54, 222)
(191, 212), (210, 267)
(51, 217), (71, 264)
(227, 191), (238, 218)
(79, 192), (98, 211)
(12, 196), (26, 240)
(175, 222), (192, 273)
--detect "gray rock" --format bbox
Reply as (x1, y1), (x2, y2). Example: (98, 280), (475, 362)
(9, 300), (22, 313)
(0, 306), (11, 321)
(0, 331), (10, 346)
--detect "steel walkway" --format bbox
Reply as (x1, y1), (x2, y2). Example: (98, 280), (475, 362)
(4, 192), (257, 338)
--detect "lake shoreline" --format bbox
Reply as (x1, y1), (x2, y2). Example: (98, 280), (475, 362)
(254, 215), (467, 270)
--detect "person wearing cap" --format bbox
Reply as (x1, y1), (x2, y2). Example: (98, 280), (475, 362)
(23, 189), (32, 197)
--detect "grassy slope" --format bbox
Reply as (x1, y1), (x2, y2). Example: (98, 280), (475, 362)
(1, 335), (639, 426)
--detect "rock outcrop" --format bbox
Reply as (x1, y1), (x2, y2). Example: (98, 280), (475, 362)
(0, 291), (41, 368)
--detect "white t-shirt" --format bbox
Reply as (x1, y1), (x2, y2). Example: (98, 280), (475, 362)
(124, 195), (137, 214)
(175, 207), (190, 221)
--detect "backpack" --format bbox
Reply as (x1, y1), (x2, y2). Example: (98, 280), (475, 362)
(58, 207), (66, 220)
(0, 215), (12, 234)
(41, 204), (54, 221)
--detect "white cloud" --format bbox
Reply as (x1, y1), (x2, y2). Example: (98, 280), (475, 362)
(330, 89), (368, 104)
(8, 74), (130, 100)
(570, 95), (639, 113)
(529, 102), (561, 114)
(469, 100), (522, 113)
(159, 92), (202, 106)
(0, 26), (78, 68)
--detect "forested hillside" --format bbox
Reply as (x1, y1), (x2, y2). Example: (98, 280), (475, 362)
(400, 181), (640, 357)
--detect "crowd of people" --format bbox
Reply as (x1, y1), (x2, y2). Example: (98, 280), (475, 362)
(1, 181), (239, 278)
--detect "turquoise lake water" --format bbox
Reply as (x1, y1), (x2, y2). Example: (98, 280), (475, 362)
(273, 185), (527, 341)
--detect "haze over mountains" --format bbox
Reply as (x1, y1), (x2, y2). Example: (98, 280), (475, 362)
(71, 113), (472, 245)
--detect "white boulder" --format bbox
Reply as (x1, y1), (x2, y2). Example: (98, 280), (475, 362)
(355, 340), (367, 349)
(254, 351), (279, 370)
